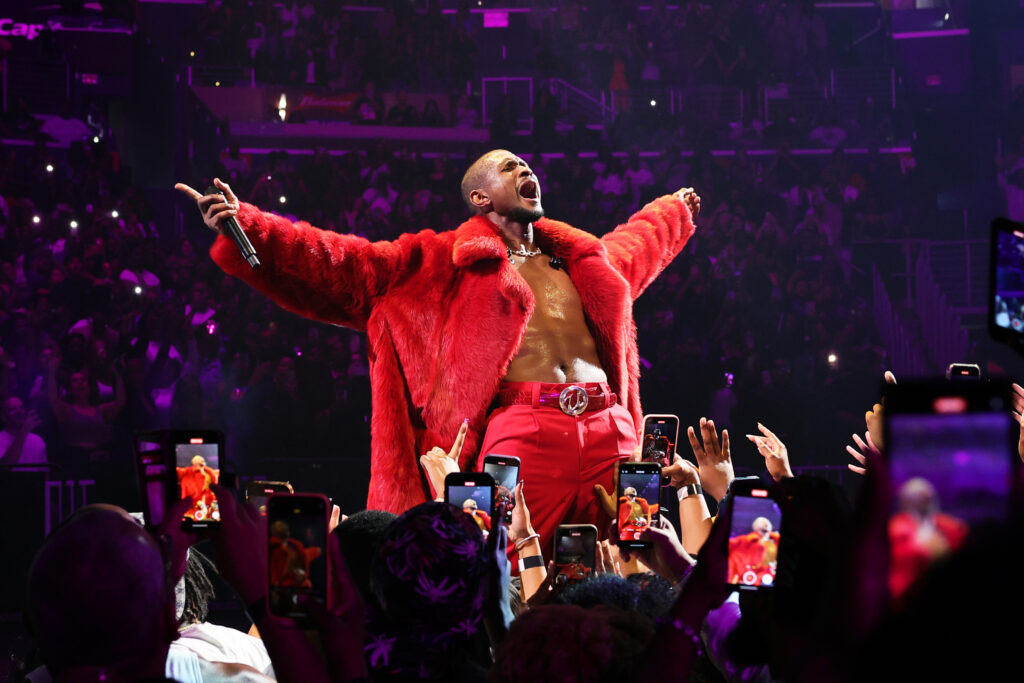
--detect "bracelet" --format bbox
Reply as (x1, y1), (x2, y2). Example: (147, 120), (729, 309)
(677, 483), (702, 501)
(245, 596), (269, 624)
(517, 554), (546, 572)
(514, 533), (540, 551)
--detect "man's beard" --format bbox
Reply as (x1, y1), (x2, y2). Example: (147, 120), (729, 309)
(508, 204), (544, 224)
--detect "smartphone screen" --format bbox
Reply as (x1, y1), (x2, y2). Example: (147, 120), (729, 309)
(884, 381), (1015, 599)
(617, 463), (661, 547)
(727, 488), (782, 589)
(483, 455), (520, 525)
(446, 473), (495, 535)
(174, 437), (222, 528)
(641, 415), (679, 468)
(267, 494), (329, 621)
(246, 481), (294, 516)
(554, 525), (597, 583)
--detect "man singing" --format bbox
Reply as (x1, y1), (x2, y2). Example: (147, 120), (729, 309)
(176, 149), (699, 551)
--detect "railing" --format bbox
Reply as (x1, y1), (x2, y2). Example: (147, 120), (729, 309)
(482, 76), (534, 134)
(669, 85), (743, 127)
(925, 240), (988, 312)
(547, 77), (615, 127)
(915, 250), (970, 368)
(873, 265), (929, 377)
(762, 82), (830, 125)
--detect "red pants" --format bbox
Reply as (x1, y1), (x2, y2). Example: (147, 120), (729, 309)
(475, 382), (638, 561)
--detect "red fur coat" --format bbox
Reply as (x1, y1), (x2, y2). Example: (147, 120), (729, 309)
(211, 195), (695, 513)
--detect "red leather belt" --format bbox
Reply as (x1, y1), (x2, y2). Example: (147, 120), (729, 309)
(495, 382), (617, 416)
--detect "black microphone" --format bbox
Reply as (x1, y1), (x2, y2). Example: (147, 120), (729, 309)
(205, 185), (260, 269)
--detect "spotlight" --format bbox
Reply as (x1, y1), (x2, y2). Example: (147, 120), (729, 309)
(45, 164), (54, 173)
(32, 215), (41, 224)
(278, 94), (288, 122)
(189, 50), (195, 57)
(279, 195), (287, 204)
(944, 12), (950, 21)
(650, 99), (657, 107)
(827, 352), (838, 366)
(69, 220), (78, 229)
(92, 136), (100, 144)
(111, 210), (120, 219)
(215, 81), (221, 87)
(134, 285), (143, 295)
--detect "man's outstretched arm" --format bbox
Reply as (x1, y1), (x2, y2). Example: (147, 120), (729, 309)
(175, 178), (407, 331)
(601, 188), (700, 300)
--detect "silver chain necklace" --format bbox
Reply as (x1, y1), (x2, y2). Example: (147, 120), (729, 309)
(506, 244), (543, 263)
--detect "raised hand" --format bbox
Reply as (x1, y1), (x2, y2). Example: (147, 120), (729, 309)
(661, 453), (700, 489)
(746, 422), (794, 481)
(174, 177), (241, 235)
(686, 417), (734, 502)
(419, 419), (468, 501)
(846, 431), (879, 476)
(676, 187), (702, 217)
(594, 441), (642, 518)
(1011, 383), (1024, 464)
(611, 517), (695, 584)
(508, 481), (535, 546)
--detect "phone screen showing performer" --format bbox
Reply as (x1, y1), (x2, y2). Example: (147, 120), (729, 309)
(883, 380), (1016, 600)
(726, 485), (782, 590)
(641, 415), (679, 468)
(990, 218), (1024, 347)
(246, 480), (294, 516)
(483, 455), (520, 525)
(267, 493), (329, 622)
(554, 524), (597, 583)
(445, 472), (496, 536)
(174, 435), (223, 530)
(617, 462), (661, 548)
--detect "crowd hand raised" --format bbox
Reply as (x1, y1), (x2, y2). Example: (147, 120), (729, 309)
(594, 442), (643, 518)
(419, 418), (468, 501)
(1011, 383), (1024, 464)
(611, 517), (695, 584)
(687, 417), (734, 502)
(676, 187), (702, 217)
(846, 431), (879, 476)
(662, 454), (700, 489)
(156, 496), (201, 583)
(864, 370), (896, 454)
(207, 484), (267, 605)
(174, 177), (241, 235)
(746, 422), (794, 481)
(508, 481), (535, 546)
(595, 539), (623, 577)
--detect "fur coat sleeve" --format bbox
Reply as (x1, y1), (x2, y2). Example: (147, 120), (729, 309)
(209, 203), (414, 331)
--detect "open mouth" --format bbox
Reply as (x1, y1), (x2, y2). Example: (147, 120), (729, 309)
(519, 179), (539, 201)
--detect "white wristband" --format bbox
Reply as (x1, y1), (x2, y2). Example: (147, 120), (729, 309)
(677, 483), (702, 501)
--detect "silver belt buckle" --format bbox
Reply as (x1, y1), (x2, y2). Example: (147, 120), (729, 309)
(558, 385), (589, 416)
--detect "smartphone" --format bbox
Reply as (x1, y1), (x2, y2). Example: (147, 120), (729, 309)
(246, 480), (294, 516)
(946, 363), (981, 381)
(172, 431), (225, 530)
(267, 493), (329, 623)
(883, 380), (1017, 599)
(641, 414), (679, 468)
(725, 479), (782, 590)
(616, 462), (661, 548)
(482, 454), (520, 525)
(990, 217), (1024, 347)
(133, 429), (224, 531)
(554, 524), (597, 584)
(445, 471), (495, 535)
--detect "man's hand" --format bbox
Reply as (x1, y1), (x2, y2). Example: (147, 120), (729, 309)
(686, 417), (733, 502)
(676, 187), (702, 217)
(174, 177), (240, 235)
(746, 422), (794, 481)
(419, 419), (467, 501)
(208, 484), (267, 604)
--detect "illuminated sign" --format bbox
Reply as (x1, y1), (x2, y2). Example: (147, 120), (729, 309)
(0, 18), (45, 40)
